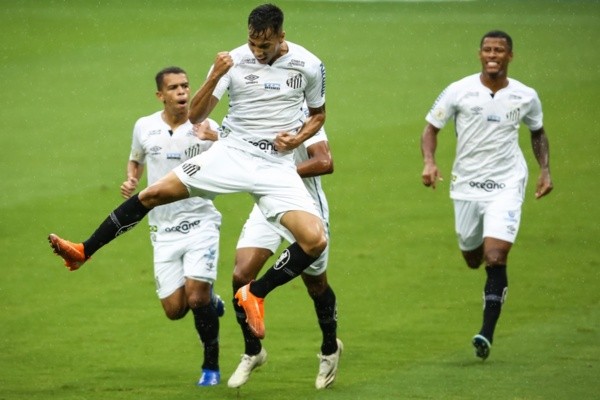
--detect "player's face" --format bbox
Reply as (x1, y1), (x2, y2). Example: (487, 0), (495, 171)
(247, 29), (285, 65)
(479, 37), (513, 78)
(157, 73), (190, 114)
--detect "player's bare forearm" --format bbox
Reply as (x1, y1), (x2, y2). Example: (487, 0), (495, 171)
(531, 127), (553, 199)
(275, 105), (326, 152)
(421, 124), (442, 188)
(297, 141), (333, 178)
(295, 105), (326, 143)
(531, 127), (550, 170)
(189, 85), (219, 123)
(121, 161), (143, 199)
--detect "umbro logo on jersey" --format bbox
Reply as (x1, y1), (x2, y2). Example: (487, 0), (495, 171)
(286, 73), (303, 89)
(245, 74), (259, 83)
(471, 106), (483, 115)
(182, 163), (201, 176)
(149, 146), (161, 155)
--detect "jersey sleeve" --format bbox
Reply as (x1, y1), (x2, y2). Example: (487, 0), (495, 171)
(211, 64), (231, 101)
(522, 90), (544, 131)
(425, 83), (457, 129)
(129, 119), (145, 164)
(304, 61), (326, 109)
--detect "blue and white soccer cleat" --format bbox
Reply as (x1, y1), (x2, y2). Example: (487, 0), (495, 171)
(197, 369), (220, 386)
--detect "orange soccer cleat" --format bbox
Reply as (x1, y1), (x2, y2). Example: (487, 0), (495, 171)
(48, 233), (88, 271)
(235, 283), (265, 339)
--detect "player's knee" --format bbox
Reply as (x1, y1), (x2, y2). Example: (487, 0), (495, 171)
(484, 249), (508, 266)
(187, 291), (210, 309)
(163, 304), (188, 320)
(300, 233), (327, 258)
(139, 185), (163, 208)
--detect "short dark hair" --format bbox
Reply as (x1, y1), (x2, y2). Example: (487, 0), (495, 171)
(248, 3), (284, 39)
(155, 66), (186, 90)
(480, 30), (513, 51)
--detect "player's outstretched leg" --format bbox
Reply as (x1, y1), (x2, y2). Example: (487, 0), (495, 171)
(48, 234), (88, 271)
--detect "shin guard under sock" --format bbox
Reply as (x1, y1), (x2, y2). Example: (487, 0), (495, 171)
(82, 194), (150, 257)
(480, 265), (508, 343)
(250, 242), (318, 298)
(192, 304), (220, 370)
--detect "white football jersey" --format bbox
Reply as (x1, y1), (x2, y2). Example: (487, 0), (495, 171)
(211, 41), (326, 164)
(426, 73), (544, 200)
(129, 111), (221, 239)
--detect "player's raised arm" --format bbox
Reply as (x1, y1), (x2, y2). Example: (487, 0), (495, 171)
(189, 52), (233, 123)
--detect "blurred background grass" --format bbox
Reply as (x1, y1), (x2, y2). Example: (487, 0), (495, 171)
(0, 1), (598, 399)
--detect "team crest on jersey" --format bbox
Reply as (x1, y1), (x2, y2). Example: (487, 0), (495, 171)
(182, 163), (201, 176)
(185, 143), (203, 158)
(286, 73), (303, 89)
(506, 108), (520, 122)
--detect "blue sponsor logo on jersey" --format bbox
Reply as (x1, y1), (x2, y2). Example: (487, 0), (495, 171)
(167, 152), (181, 160)
(264, 83), (280, 90)
(487, 115), (501, 123)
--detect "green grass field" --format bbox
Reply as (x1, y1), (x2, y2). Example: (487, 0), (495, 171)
(1, 0), (598, 399)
